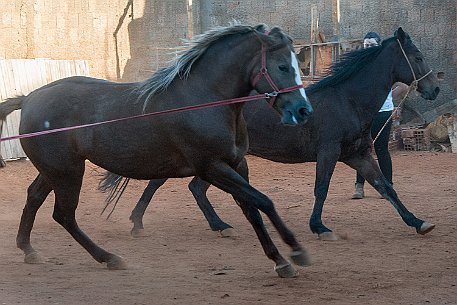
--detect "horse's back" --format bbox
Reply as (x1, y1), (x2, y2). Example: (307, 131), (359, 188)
(17, 76), (142, 166)
(21, 76), (139, 125)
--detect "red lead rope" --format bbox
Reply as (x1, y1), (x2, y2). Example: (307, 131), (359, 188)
(0, 83), (303, 142)
(1, 39), (303, 142)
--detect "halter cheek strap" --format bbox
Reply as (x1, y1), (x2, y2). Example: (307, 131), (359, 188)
(250, 42), (304, 106)
(396, 39), (433, 91)
(373, 40), (434, 144)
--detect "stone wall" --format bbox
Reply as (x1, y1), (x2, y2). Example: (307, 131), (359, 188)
(0, 0), (189, 81)
(0, 0), (455, 116)
(197, 0), (456, 120)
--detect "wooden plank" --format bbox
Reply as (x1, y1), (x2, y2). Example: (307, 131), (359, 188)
(1, 59), (90, 161)
(0, 60), (9, 100)
(36, 59), (48, 88)
(2, 60), (17, 159)
(8, 60), (26, 158)
(1, 60), (16, 159)
(0, 60), (9, 159)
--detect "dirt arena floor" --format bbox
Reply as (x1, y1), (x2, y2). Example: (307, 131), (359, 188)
(0, 151), (456, 305)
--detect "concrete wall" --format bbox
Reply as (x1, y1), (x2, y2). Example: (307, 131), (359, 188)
(0, 0), (188, 81)
(1, 0), (133, 80)
(0, 0), (455, 117)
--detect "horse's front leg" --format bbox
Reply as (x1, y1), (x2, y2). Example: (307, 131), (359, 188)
(188, 177), (234, 236)
(309, 147), (340, 241)
(202, 159), (310, 278)
(343, 154), (435, 235)
(130, 178), (168, 237)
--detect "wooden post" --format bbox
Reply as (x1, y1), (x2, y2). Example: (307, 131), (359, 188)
(332, 0), (341, 62)
(187, 0), (193, 39)
(310, 5), (318, 79)
(0, 119), (5, 167)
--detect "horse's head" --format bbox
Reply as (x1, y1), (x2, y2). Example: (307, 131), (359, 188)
(250, 26), (313, 125)
(392, 27), (440, 100)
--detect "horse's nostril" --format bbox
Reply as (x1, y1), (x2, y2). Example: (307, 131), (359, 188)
(434, 87), (440, 96)
(299, 107), (308, 117)
(298, 106), (313, 117)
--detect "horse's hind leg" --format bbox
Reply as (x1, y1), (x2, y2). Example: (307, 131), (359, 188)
(130, 178), (168, 237)
(344, 154), (435, 235)
(188, 177), (233, 236)
(17, 174), (52, 264)
(51, 168), (127, 269)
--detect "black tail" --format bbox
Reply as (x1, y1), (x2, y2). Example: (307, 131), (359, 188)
(0, 96), (24, 120)
(0, 96), (25, 167)
(98, 171), (131, 219)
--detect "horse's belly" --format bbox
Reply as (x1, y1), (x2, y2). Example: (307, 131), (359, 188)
(86, 149), (194, 180)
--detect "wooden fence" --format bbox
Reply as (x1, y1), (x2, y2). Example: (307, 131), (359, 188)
(0, 59), (90, 161)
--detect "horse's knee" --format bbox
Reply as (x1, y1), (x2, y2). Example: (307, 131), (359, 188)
(188, 179), (199, 194)
(52, 205), (76, 228)
(314, 188), (328, 203)
(52, 209), (64, 226)
(188, 177), (208, 197)
(26, 187), (50, 210)
(250, 194), (275, 215)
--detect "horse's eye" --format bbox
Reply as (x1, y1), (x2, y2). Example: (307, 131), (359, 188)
(278, 65), (289, 72)
(415, 56), (423, 62)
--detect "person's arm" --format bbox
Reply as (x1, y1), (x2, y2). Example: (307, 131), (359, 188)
(391, 82), (409, 103)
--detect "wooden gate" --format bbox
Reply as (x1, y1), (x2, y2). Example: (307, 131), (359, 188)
(0, 59), (89, 162)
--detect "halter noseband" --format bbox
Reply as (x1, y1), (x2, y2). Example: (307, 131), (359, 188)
(251, 42), (304, 106)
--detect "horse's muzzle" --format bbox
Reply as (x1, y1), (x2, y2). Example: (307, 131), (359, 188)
(281, 103), (314, 126)
(420, 86), (440, 100)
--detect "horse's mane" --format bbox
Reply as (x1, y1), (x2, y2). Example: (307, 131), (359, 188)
(137, 23), (268, 107)
(307, 36), (397, 93)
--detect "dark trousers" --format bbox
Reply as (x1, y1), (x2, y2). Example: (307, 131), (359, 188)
(356, 110), (393, 185)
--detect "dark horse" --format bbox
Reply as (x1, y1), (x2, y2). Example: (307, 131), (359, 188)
(0, 24), (315, 277)
(101, 28), (439, 240)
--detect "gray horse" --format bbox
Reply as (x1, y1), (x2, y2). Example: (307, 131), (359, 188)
(0, 24), (314, 277)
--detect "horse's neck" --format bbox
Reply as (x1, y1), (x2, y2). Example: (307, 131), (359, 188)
(188, 36), (258, 99)
(350, 52), (396, 122)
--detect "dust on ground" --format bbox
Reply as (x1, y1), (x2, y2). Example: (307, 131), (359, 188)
(0, 152), (456, 305)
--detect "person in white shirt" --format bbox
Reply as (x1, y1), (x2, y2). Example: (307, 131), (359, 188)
(352, 32), (409, 199)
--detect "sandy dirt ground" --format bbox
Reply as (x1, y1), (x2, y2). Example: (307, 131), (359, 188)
(0, 151), (456, 305)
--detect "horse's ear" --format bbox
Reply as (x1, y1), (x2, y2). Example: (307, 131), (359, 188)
(268, 27), (293, 44)
(253, 24), (269, 34)
(253, 26), (291, 47)
(268, 27), (284, 39)
(394, 27), (410, 44)
(253, 24), (270, 44)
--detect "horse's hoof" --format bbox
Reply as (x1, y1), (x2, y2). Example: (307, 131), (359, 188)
(106, 255), (128, 270)
(220, 228), (235, 237)
(131, 228), (146, 238)
(318, 232), (338, 241)
(24, 251), (44, 264)
(274, 262), (299, 278)
(290, 249), (311, 267)
(418, 222), (435, 235)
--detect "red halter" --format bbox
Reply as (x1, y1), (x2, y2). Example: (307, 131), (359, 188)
(250, 42), (304, 106)
(1, 39), (306, 143)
